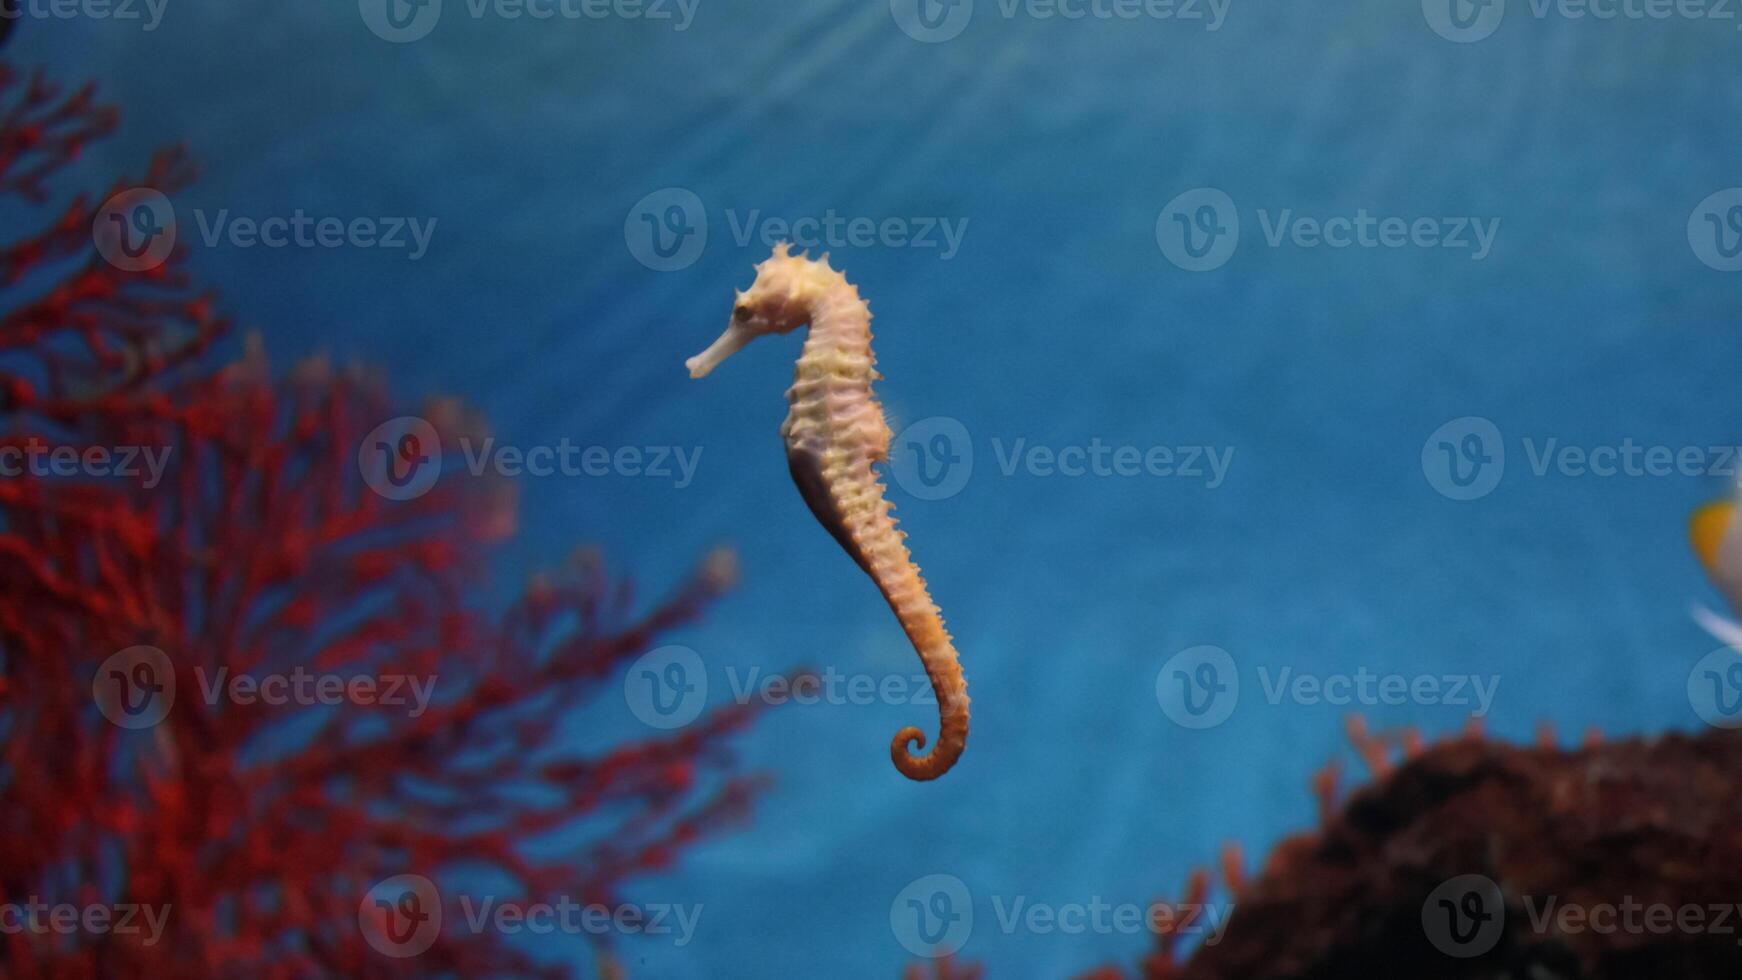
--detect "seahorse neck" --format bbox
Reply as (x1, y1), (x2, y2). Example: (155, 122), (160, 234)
(784, 279), (876, 444)
(797, 281), (873, 368)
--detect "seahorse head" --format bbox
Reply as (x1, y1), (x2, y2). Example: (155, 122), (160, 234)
(686, 243), (832, 378)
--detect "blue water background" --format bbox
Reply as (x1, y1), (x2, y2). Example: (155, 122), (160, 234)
(28, 2), (1742, 975)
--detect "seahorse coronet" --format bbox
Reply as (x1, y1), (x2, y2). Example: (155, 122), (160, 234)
(686, 243), (970, 781)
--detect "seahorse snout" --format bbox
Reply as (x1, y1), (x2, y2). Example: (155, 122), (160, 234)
(686, 323), (754, 378)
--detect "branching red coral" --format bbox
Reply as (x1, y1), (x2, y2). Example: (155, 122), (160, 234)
(0, 61), (772, 978)
(0, 66), (221, 415)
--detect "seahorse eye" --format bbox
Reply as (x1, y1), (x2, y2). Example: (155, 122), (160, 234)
(733, 303), (752, 322)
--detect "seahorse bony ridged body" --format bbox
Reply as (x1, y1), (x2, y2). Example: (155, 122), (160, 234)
(685, 244), (969, 780)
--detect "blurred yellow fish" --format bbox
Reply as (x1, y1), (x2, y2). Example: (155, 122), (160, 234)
(1690, 496), (1742, 647)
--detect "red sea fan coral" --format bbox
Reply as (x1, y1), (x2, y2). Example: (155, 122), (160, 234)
(0, 65), (220, 408)
(0, 61), (771, 978)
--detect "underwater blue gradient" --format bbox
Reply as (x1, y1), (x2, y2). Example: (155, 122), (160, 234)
(26, 1), (1742, 975)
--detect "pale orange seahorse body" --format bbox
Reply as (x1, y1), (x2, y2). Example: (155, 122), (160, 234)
(686, 244), (969, 781)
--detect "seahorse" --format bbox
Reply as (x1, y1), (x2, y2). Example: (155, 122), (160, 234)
(685, 244), (969, 780)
